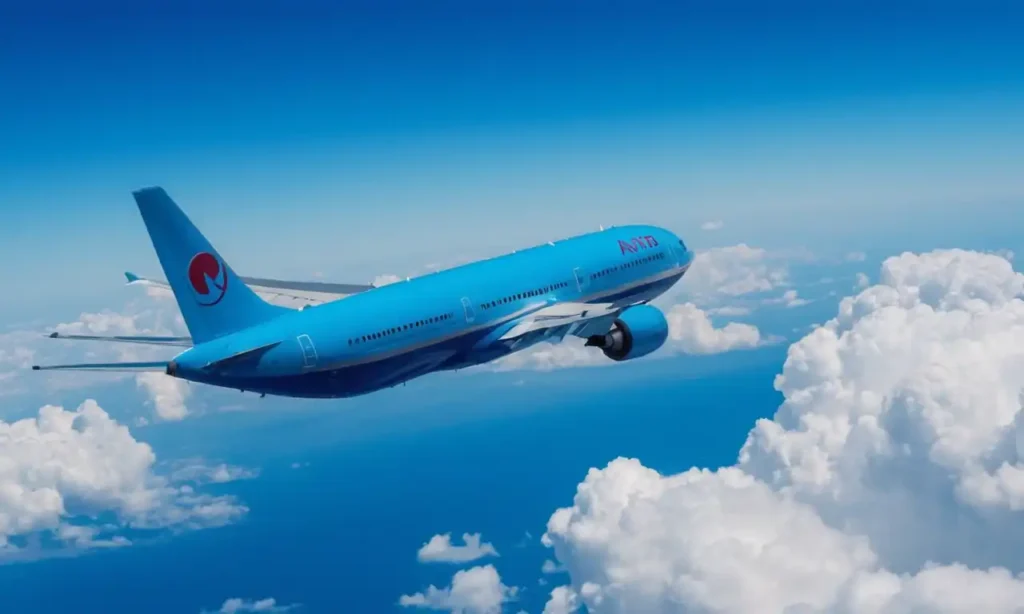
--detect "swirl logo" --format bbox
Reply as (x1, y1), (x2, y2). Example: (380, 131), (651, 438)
(187, 252), (228, 306)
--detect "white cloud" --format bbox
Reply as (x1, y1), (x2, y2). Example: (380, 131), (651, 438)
(417, 532), (499, 564)
(169, 460), (259, 485)
(846, 251), (867, 262)
(679, 244), (789, 298)
(855, 272), (870, 289)
(373, 274), (403, 286)
(0, 399), (247, 557)
(706, 305), (752, 317)
(543, 586), (581, 614)
(700, 220), (724, 231)
(665, 303), (764, 354)
(204, 597), (299, 613)
(136, 372), (191, 421)
(541, 249), (1024, 613)
(763, 289), (811, 308)
(541, 559), (565, 574)
(1, 296), (192, 421)
(398, 564), (518, 613)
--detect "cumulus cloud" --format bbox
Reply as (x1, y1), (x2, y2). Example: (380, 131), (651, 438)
(846, 250), (867, 262)
(542, 586), (580, 614)
(1, 297), (191, 420)
(680, 244), (789, 298)
(700, 220), (724, 231)
(169, 460), (260, 485)
(203, 597), (299, 613)
(418, 532), (499, 564)
(664, 303), (764, 354)
(763, 289), (811, 308)
(542, 249), (1024, 613)
(398, 564), (518, 613)
(0, 399), (247, 558)
(136, 372), (191, 421)
(855, 272), (871, 289)
(541, 559), (565, 574)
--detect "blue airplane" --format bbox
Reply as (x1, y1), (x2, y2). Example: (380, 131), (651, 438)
(33, 187), (694, 398)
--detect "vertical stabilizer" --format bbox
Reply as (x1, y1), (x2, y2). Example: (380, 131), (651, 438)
(132, 187), (289, 343)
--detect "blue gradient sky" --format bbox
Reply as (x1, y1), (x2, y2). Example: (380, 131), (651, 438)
(2, 3), (1023, 321)
(2, 7), (1024, 611)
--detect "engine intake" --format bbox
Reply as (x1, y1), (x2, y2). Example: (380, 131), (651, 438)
(585, 304), (669, 361)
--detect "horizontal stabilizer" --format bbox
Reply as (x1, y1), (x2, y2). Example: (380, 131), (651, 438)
(32, 361), (169, 372)
(47, 332), (193, 347)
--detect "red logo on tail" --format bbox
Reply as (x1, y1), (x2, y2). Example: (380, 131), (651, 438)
(187, 252), (228, 306)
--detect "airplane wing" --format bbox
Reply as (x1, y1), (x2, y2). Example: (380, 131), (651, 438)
(497, 301), (622, 341)
(125, 271), (375, 309)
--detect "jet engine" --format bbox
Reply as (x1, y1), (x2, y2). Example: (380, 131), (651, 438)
(585, 304), (669, 361)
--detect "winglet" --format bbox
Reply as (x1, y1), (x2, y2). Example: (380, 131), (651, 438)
(125, 271), (142, 283)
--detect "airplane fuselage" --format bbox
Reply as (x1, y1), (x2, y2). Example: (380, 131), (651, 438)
(169, 224), (693, 398)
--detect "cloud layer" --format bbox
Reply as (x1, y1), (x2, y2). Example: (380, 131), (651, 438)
(0, 399), (249, 558)
(541, 248), (1024, 613)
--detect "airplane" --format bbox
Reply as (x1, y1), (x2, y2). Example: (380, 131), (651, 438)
(32, 187), (695, 399)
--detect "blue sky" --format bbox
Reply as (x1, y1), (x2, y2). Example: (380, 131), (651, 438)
(2, 3), (1023, 320)
(3, 4), (1024, 614)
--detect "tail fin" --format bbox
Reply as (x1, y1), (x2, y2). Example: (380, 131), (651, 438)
(132, 187), (289, 344)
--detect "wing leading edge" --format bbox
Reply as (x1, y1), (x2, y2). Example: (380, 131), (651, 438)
(498, 301), (625, 344)
(125, 271), (375, 309)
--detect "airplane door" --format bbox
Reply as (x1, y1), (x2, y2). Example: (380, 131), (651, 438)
(297, 334), (318, 368)
(461, 297), (476, 324)
(573, 267), (589, 294)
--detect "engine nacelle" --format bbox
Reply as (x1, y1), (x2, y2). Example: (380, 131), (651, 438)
(585, 304), (669, 361)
